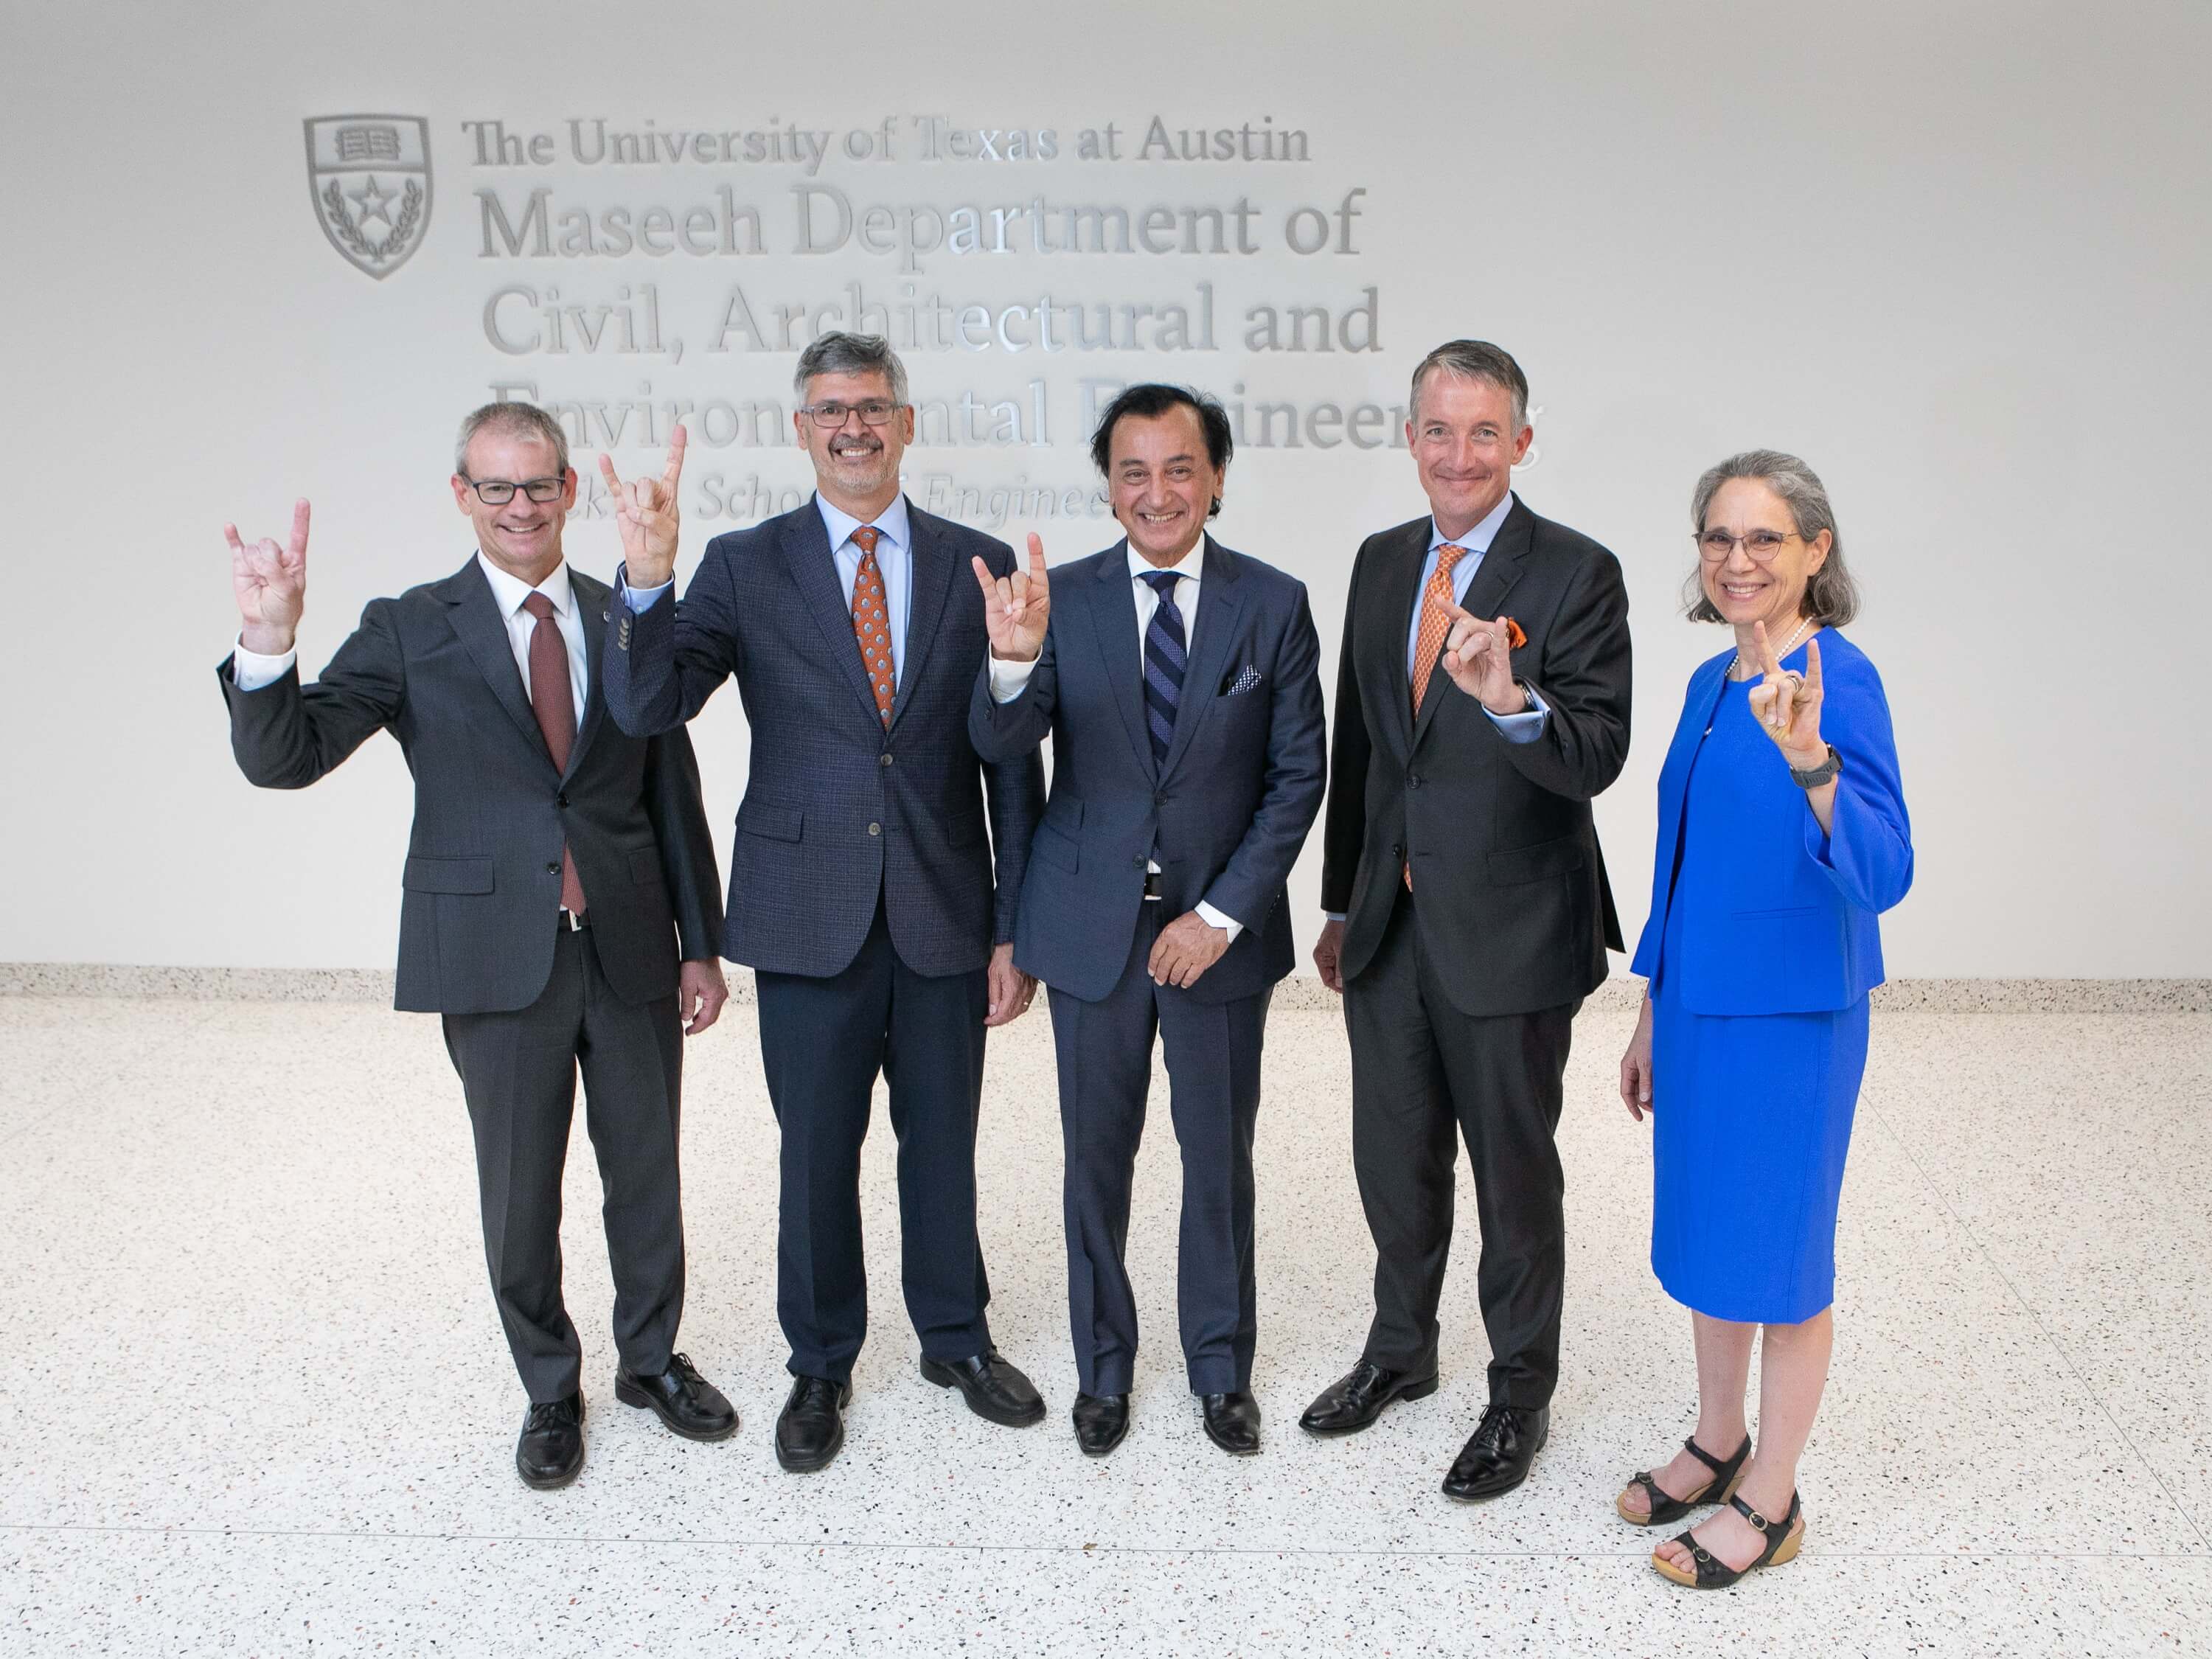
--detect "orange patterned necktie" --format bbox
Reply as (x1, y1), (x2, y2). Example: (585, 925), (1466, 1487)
(1410, 543), (1467, 717)
(849, 526), (895, 725)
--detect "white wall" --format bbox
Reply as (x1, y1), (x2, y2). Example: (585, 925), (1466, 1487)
(3, 0), (2205, 977)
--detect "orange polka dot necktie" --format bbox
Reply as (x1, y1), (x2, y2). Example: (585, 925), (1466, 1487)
(1403, 543), (1467, 889)
(849, 526), (895, 726)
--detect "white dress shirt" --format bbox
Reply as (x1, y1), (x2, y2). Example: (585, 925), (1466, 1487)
(231, 552), (588, 720)
(623, 493), (916, 689)
(990, 537), (1242, 941)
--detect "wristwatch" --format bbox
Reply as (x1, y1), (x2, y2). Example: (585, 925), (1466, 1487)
(1789, 745), (1843, 788)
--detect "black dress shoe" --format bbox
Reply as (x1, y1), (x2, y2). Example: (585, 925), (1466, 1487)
(1071, 1392), (1130, 1456)
(1298, 1359), (1440, 1437)
(516, 1391), (585, 1490)
(775, 1375), (852, 1472)
(1200, 1391), (1262, 1456)
(616, 1352), (738, 1442)
(1441, 1403), (1549, 1501)
(920, 1348), (1046, 1427)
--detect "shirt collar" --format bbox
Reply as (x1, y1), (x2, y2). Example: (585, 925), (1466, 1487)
(477, 552), (574, 620)
(1430, 491), (1516, 557)
(815, 491), (911, 555)
(1127, 534), (1208, 585)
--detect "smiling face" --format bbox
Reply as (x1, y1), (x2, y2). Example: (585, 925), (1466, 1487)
(1408, 372), (1531, 538)
(1107, 404), (1222, 567)
(1698, 476), (1832, 631)
(451, 427), (574, 582)
(796, 367), (913, 518)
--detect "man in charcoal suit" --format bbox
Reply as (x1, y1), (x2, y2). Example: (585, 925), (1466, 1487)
(218, 400), (734, 1490)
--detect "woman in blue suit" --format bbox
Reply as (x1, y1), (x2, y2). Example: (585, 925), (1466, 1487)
(1615, 451), (1912, 1587)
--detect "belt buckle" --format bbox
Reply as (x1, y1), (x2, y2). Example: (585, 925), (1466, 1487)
(563, 908), (585, 931)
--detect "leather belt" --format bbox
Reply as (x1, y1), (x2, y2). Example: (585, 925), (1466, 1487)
(1142, 871), (1162, 902)
(561, 908), (589, 931)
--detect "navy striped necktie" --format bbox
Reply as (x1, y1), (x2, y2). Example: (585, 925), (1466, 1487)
(1140, 568), (1186, 765)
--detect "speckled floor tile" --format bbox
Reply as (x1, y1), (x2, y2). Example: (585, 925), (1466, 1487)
(1, 999), (2205, 1652)
(6, 1530), (2205, 1657)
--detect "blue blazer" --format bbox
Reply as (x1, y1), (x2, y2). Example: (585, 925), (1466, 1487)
(1630, 630), (1912, 1015)
(968, 536), (1328, 1005)
(603, 497), (1044, 980)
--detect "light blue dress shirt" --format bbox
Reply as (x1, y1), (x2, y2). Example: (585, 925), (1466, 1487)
(622, 493), (916, 689)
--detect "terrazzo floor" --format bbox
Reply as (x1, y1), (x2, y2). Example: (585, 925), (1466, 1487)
(1, 994), (2206, 1656)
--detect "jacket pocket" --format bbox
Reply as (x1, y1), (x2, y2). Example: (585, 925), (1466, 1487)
(1031, 820), (1079, 873)
(737, 801), (804, 843)
(403, 855), (494, 894)
(1486, 835), (1585, 886)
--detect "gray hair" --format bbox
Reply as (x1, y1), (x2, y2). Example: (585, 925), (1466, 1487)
(1686, 450), (1861, 627)
(1409, 338), (1528, 431)
(454, 400), (568, 476)
(793, 331), (910, 406)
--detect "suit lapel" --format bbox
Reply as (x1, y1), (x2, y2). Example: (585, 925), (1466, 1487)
(1411, 499), (1532, 752)
(1090, 542), (1156, 783)
(783, 504), (887, 729)
(1374, 520), (1428, 758)
(439, 557), (553, 763)
(1159, 537), (1246, 781)
(563, 568), (610, 780)
(890, 500), (955, 730)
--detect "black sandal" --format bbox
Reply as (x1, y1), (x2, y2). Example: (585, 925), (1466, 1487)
(1652, 1490), (1804, 1587)
(1615, 1433), (1751, 1526)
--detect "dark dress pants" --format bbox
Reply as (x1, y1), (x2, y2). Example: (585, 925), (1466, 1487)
(441, 922), (686, 1404)
(1344, 888), (1578, 1410)
(754, 897), (992, 1384)
(1047, 902), (1271, 1397)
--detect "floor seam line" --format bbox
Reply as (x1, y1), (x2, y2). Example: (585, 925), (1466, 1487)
(1869, 1103), (2212, 1553)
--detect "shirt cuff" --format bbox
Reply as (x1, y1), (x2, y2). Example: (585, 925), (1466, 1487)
(1194, 900), (1243, 944)
(231, 639), (297, 692)
(1484, 681), (1548, 742)
(987, 652), (1038, 704)
(619, 567), (674, 611)
(1322, 911), (1346, 923)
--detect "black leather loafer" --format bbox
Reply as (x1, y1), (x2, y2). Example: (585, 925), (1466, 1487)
(1071, 1391), (1130, 1456)
(920, 1348), (1046, 1427)
(1200, 1391), (1262, 1456)
(775, 1375), (852, 1472)
(616, 1352), (738, 1442)
(1441, 1403), (1548, 1501)
(516, 1391), (585, 1489)
(1298, 1359), (1440, 1437)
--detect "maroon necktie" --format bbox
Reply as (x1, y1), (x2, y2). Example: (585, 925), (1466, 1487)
(521, 591), (587, 919)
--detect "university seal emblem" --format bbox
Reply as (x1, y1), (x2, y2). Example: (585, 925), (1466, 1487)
(305, 116), (433, 278)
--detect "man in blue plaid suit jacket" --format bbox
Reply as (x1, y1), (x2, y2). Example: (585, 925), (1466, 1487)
(602, 334), (1048, 1472)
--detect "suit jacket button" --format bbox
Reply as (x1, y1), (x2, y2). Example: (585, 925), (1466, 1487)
(547, 862), (562, 876)
(1132, 855), (1146, 868)
(1391, 844), (1405, 859)
(869, 822), (881, 836)
(556, 792), (569, 807)
(1408, 773), (1423, 789)
(879, 752), (893, 767)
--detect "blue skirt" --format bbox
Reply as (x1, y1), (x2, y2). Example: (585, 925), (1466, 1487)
(1649, 981), (1868, 1325)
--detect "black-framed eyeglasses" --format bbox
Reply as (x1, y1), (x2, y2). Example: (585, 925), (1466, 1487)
(462, 475), (566, 504)
(1696, 529), (1802, 563)
(799, 400), (902, 429)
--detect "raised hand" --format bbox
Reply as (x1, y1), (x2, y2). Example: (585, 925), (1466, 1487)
(1439, 602), (1526, 714)
(972, 532), (1051, 663)
(1746, 622), (1825, 765)
(225, 498), (310, 655)
(597, 425), (687, 588)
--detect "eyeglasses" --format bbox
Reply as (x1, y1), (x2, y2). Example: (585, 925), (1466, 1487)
(463, 475), (566, 504)
(1696, 529), (1803, 563)
(800, 400), (902, 429)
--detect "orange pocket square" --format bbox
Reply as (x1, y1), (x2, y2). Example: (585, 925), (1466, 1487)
(1500, 617), (1528, 650)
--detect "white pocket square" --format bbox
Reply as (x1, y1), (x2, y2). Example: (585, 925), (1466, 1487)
(1222, 665), (1265, 697)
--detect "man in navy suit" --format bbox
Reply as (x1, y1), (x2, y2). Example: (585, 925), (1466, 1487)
(599, 333), (1048, 1472)
(968, 386), (1326, 1456)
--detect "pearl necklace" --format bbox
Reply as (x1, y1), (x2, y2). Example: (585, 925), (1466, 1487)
(1728, 616), (1812, 681)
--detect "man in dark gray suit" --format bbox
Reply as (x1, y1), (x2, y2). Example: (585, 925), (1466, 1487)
(1301, 341), (1632, 1503)
(600, 333), (1047, 1472)
(218, 401), (735, 1491)
(968, 386), (1327, 1457)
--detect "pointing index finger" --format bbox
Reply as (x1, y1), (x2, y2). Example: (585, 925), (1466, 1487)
(1805, 634), (1824, 691)
(597, 453), (625, 493)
